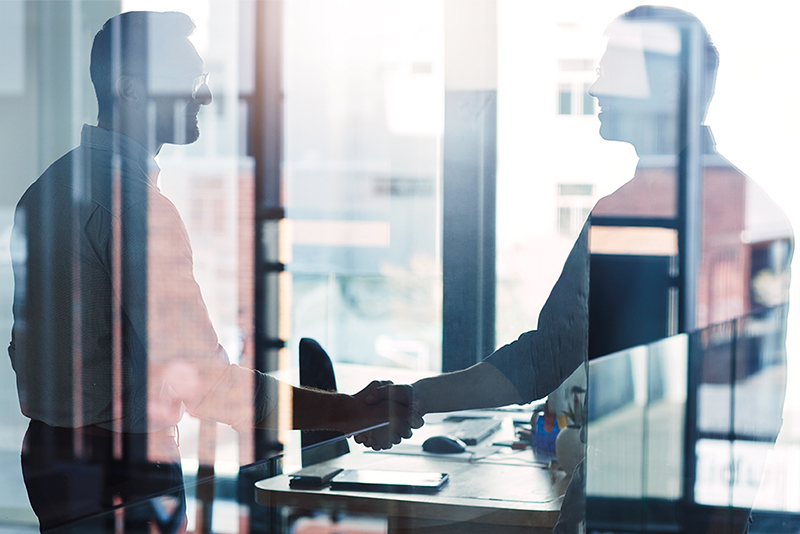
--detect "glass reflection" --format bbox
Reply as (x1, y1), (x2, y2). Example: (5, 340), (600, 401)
(0, 2), (795, 534)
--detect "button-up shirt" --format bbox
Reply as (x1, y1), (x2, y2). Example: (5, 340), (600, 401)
(9, 125), (277, 433)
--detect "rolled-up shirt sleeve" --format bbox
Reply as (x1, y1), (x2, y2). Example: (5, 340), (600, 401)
(485, 221), (590, 403)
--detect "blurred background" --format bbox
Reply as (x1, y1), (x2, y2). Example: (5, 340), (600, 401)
(0, 0), (797, 532)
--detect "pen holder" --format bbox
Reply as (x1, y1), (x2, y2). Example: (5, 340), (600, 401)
(531, 411), (559, 462)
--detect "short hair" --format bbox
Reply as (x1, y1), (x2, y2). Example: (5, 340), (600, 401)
(618, 5), (718, 110)
(90, 11), (196, 120)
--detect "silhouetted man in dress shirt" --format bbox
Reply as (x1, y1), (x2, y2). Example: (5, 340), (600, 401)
(10, 11), (416, 533)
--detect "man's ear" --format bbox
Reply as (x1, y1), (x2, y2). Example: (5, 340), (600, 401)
(115, 75), (143, 108)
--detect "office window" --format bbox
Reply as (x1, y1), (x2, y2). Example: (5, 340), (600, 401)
(558, 83), (572, 115)
(284, 0), (444, 374)
(557, 57), (596, 116)
(558, 81), (598, 116)
(0, 2), (799, 534)
(556, 183), (593, 238)
(583, 82), (594, 115)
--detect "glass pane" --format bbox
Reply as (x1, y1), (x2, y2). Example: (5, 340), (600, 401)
(1, 1), (798, 534)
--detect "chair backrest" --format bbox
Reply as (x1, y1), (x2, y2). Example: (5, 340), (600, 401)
(298, 338), (350, 466)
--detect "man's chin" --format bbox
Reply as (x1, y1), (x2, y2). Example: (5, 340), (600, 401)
(168, 127), (200, 146)
(155, 124), (200, 146)
(597, 118), (621, 142)
(186, 115), (201, 143)
(184, 126), (200, 144)
(179, 114), (200, 144)
(174, 114), (201, 145)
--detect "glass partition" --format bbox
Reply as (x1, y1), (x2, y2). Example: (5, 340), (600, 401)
(0, 1), (798, 534)
(588, 308), (789, 533)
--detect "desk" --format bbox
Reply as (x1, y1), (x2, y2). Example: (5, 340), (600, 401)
(255, 413), (569, 533)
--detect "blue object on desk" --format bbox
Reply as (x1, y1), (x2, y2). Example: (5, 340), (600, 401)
(531, 411), (559, 459)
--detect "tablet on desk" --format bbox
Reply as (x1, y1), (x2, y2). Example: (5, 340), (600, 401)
(330, 469), (449, 494)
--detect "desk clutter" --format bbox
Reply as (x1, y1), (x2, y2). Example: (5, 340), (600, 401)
(256, 446), (564, 513)
(356, 410), (553, 468)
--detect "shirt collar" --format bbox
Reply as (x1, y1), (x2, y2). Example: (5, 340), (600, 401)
(80, 124), (161, 184)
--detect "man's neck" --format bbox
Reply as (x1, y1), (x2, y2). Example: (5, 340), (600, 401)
(632, 123), (714, 161)
(96, 116), (163, 157)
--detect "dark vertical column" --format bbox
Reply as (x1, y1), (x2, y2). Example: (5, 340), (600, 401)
(251, 0), (285, 374)
(677, 22), (704, 335)
(678, 20), (706, 521)
(245, 1), (284, 531)
(682, 329), (702, 521)
(441, 0), (497, 372)
(33, 0), (122, 432)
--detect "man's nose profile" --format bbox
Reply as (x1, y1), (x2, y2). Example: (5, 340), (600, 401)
(193, 79), (213, 106)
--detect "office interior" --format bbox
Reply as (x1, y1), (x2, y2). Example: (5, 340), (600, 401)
(0, 0), (798, 533)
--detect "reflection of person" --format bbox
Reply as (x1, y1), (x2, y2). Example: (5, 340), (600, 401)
(588, 8), (791, 533)
(361, 6), (791, 534)
(9, 11), (415, 533)
(589, 6), (792, 342)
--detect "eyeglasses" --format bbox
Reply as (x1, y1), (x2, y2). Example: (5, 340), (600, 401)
(127, 72), (211, 99)
(191, 73), (210, 99)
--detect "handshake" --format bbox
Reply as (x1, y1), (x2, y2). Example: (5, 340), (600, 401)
(294, 343), (511, 446)
(345, 380), (425, 451)
(293, 337), (513, 448)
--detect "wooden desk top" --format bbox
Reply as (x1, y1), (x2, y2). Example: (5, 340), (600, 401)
(255, 447), (567, 532)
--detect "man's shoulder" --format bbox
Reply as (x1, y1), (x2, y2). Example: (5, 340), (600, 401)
(22, 144), (155, 214)
(589, 154), (793, 253)
(18, 147), (86, 204)
(708, 150), (794, 242)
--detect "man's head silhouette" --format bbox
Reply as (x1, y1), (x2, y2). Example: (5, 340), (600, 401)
(90, 11), (212, 153)
(589, 6), (717, 155)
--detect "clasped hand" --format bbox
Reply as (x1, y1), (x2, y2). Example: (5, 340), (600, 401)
(351, 381), (422, 450)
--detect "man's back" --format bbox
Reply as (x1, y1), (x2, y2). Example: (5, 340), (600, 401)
(10, 125), (157, 432)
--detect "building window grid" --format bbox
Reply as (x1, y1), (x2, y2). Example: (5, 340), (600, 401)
(557, 58), (596, 116)
(556, 183), (595, 238)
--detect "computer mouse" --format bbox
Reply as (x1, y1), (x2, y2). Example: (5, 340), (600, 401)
(422, 435), (467, 454)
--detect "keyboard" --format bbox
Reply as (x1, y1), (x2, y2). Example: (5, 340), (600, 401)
(442, 416), (502, 445)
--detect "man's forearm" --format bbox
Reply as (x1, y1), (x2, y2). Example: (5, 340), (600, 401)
(254, 385), (354, 431)
(412, 361), (524, 415)
(256, 384), (409, 437)
(291, 386), (360, 431)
